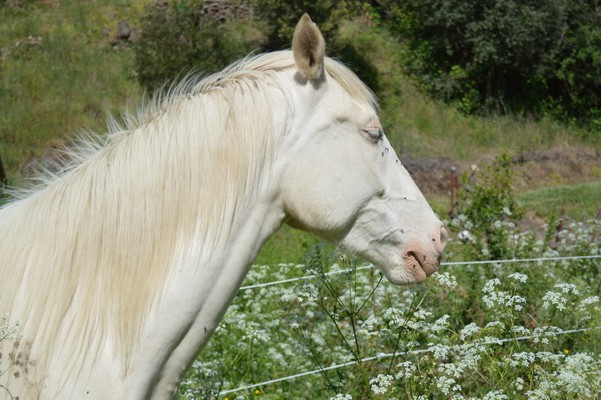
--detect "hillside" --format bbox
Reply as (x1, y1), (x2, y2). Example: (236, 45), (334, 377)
(1, 1), (600, 231)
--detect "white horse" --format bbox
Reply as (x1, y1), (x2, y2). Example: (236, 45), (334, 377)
(0, 15), (447, 399)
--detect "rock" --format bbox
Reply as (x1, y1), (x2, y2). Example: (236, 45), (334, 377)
(117, 20), (131, 40)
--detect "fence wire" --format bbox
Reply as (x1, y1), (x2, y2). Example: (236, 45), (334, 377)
(217, 254), (601, 395)
(240, 254), (601, 291)
(220, 327), (593, 395)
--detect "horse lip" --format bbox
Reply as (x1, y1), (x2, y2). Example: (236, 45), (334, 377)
(405, 250), (437, 281)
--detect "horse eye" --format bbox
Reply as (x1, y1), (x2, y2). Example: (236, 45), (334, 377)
(362, 128), (383, 143)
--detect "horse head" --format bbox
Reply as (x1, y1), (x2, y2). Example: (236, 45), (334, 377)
(281, 14), (447, 284)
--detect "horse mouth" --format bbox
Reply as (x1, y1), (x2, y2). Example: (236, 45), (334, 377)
(404, 250), (437, 283)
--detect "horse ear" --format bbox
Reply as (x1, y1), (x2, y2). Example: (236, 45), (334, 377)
(292, 13), (325, 81)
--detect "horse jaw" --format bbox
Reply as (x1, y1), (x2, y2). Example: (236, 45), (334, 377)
(339, 220), (448, 285)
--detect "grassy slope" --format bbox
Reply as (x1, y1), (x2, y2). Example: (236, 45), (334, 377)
(517, 181), (601, 220)
(1, 3), (599, 265)
(0, 0), (147, 178)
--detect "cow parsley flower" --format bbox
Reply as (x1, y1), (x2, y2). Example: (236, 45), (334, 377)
(297, 284), (318, 303)
(369, 374), (394, 394)
(430, 314), (451, 333)
(429, 343), (450, 359)
(514, 377), (525, 391)
(395, 361), (416, 379)
(578, 296), (600, 311)
(482, 389), (509, 399)
(436, 376), (461, 395)
(553, 283), (580, 295)
(330, 394), (353, 400)
(510, 352), (536, 367)
(542, 291), (567, 311)
(458, 229), (475, 243)
(483, 278), (501, 294)
(507, 272), (528, 283)
(433, 271), (458, 288)
(459, 322), (480, 340)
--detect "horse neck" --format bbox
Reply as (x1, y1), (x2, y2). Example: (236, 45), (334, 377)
(0, 83), (290, 398)
(116, 91), (290, 398)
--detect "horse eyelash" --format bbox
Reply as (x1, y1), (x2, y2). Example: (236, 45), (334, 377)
(362, 128), (383, 143)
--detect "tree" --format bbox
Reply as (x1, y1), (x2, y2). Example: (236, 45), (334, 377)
(373, 0), (601, 133)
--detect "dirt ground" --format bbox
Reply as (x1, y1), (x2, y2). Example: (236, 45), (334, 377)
(402, 146), (601, 198)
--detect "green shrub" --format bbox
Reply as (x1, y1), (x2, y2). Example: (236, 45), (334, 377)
(374, 0), (601, 134)
(252, 0), (358, 51)
(452, 151), (523, 260)
(133, 0), (265, 92)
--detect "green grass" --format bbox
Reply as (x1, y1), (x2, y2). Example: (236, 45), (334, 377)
(0, 1), (147, 179)
(518, 182), (601, 220)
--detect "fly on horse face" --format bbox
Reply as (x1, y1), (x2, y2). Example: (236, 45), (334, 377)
(0, 14), (447, 399)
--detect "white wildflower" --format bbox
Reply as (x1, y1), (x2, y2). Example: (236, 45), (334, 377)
(330, 394), (353, 400)
(532, 326), (562, 344)
(510, 325), (530, 336)
(433, 271), (458, 288)
(484, 321), (504, 330)
(510, 352), (536, 367)
(414, 310), (433, 320)
(438, 362), (466, 379)
(370, 374), (394, 394)
(436, 376), (461, 395)
(297, 284), (318, 303)
(553, 283), (580, 295)
(358, 315), (381, 337)
(460, 322), (480, 340)
(514, 377), (525, 391)
(458, 229), (474, 243)
(507, 272), (528, 283)
(542, 291), (567, 311)
(578, 296), (600, 311)
(430, 314), (451, 333)
(395, 361), (416, 379)
(429, 343), (450, 359)
(482, 389), (509, 399)
(482, 278), (501, 294)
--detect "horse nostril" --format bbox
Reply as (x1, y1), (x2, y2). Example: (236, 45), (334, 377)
(440, 226), (449, 248)
(433, 225), (449, 254)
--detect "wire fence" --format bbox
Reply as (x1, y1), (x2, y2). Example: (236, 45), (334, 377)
(217, 254), (601, 395)
(240, 254), (601, 291)
(220, 327), (593, 395)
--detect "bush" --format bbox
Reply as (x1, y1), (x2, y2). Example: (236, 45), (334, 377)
(374, 0), (601, 134)
(133, 0), (265, 92)
(252, 0), (358, 51)
(133, 1), (374, 94)
(452, 151), (523, 260)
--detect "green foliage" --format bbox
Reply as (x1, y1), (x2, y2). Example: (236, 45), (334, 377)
(181, 217), (601, 399)
(132, 0), (372, 93)
(252, 0), (359, 51)
(454, 151), (523, 260)
(133, 0), (265, 92)
(374, 0), (601, 134)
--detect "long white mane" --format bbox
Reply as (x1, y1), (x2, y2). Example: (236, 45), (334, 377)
(0, 50), (376, 379)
